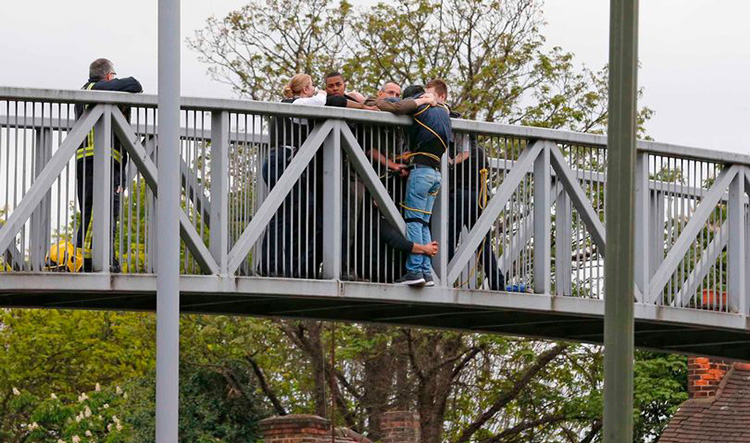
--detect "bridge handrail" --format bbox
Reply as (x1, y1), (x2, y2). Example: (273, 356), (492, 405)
(1, 86), (748, 166)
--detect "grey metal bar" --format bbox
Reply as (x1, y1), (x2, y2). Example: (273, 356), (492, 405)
(603, 0), (639, 439)
(634, 153), (650, 300)
(226, 121), (334, 274)
(4, 87), (750, 168)
(0, 106), (102, 255)
(210, 111), (229, 274)
(555, 185), (572, 296)
(533, 145), (551, 293)
(30, 127), (52, 270)
(447, 140), (544, 285)
(111, 108), (219, 274)
(322, 122), (343, 279)
(156, 0), (180, 441)
(549, 144), (607, 255)
(92, 106), (112, 272)
(648, 166), (739, 301)
(728, 170), (746, 313)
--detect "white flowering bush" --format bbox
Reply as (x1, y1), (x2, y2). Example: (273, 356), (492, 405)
(7, 385), (129, 443)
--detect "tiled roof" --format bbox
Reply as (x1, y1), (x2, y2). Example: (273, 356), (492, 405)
(659, 363), (750, 442)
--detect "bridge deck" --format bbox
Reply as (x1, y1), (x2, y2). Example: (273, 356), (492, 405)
(2, 273), (748, 360)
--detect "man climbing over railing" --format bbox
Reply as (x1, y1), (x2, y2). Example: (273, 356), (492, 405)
(389, 80), (452, 287)
(74, 58), (142, 272)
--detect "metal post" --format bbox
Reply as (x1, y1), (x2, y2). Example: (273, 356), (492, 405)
(322, 121), (342, 279)
(533, 143), (551, 294)
(634, 153), (650, 301)
(157, 0), (180, 441)
(728, 170), (745, 313)
(431, 153), (449, 286)
(92, 106), (112, 272)
(210, 111), (229, 274)
(604, 0), (638, 441)
(30, 128), (52, 270)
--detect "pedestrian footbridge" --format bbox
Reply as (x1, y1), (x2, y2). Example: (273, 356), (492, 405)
(1, 87), (749, 360)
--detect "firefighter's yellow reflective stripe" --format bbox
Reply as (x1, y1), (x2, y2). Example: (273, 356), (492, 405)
(77, 82), (123, 163)
(83, 217), (93, 258)
(76, 147), (122, 162)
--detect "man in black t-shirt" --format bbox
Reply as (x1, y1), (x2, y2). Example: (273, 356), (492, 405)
(448, 135), (505, 291)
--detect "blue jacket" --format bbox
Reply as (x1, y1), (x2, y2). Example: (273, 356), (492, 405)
(408, 93), (452, 168)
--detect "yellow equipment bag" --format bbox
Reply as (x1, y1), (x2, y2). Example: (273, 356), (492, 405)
(46, 241), (83, 273)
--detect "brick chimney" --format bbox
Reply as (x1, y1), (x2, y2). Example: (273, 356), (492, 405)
(259, 414), (330, 443)
(380, 411), (420, 443)
(687, 356), (732, 399)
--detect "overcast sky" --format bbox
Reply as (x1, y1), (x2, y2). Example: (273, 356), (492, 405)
(1, 0), (748, 154)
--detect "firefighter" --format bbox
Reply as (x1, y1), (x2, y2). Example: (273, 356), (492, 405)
(74, 58), (142, 272)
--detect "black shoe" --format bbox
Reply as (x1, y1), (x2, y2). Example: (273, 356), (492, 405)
(110, 258), (121, 273)
(397, 272), (426, 287)
(83, 258), (93, 273)
(423, 273), (435, 287)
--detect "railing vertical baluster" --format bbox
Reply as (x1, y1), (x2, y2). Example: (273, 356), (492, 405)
(555, 180), (572, 296)
(533, 142), (551, 294)
(92, 105), (112, 272)
(634, 152), (650, 301)
(432, 151), (449, 287)
(210, 111), (229, 275)
(322, 121), (342, 279)
(728, 169), (746, 313)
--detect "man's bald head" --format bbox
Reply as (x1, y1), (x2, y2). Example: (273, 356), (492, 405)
(377, 81), (401, 99)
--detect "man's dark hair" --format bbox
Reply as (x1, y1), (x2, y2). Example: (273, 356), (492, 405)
(402, 84), (424, 99)
(425, 79), (448, 97)
(89, 58), (114, 80)
(324, 71), (344, 81)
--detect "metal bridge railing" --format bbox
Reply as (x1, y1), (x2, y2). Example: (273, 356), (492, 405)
(0, 86), (748, 316)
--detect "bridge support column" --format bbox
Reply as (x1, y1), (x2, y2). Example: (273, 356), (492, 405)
(604, 0), (639, 441)
(156, 0), (181, 442)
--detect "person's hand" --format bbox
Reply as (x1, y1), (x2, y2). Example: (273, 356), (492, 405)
(419, 92), (438, 106)
(364, 105), (379, 111)
(419, 241), (438, 256)
(392, 163), (409, 177)
(115, 185), (123, 194)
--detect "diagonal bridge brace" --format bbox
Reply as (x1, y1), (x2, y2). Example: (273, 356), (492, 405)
(339, 123), (406, 234)
(226, 120), (335, 275)
(446, 140), (544, 285)
(0, 106), (104, 256)
(111, 108), (220, 274)
(648, 165), (740, 303)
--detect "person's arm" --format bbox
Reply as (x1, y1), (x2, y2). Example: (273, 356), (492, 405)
(376, 93), (437, 115)
(293, 91), (327, 106)
(450, 134), (472, 166)
(379, 217), (414, 253)
(367, 148), (408, 176)
(326, 95), (349, 107)
(94, 77), (143, 93)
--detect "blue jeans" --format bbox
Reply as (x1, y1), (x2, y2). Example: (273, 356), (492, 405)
(403, 166), (441, 274)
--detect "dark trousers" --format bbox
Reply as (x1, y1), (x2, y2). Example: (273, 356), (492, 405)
(260, 147), (321, 278)
(448, 187), (505, 290)
(75, 159), (122, 260)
